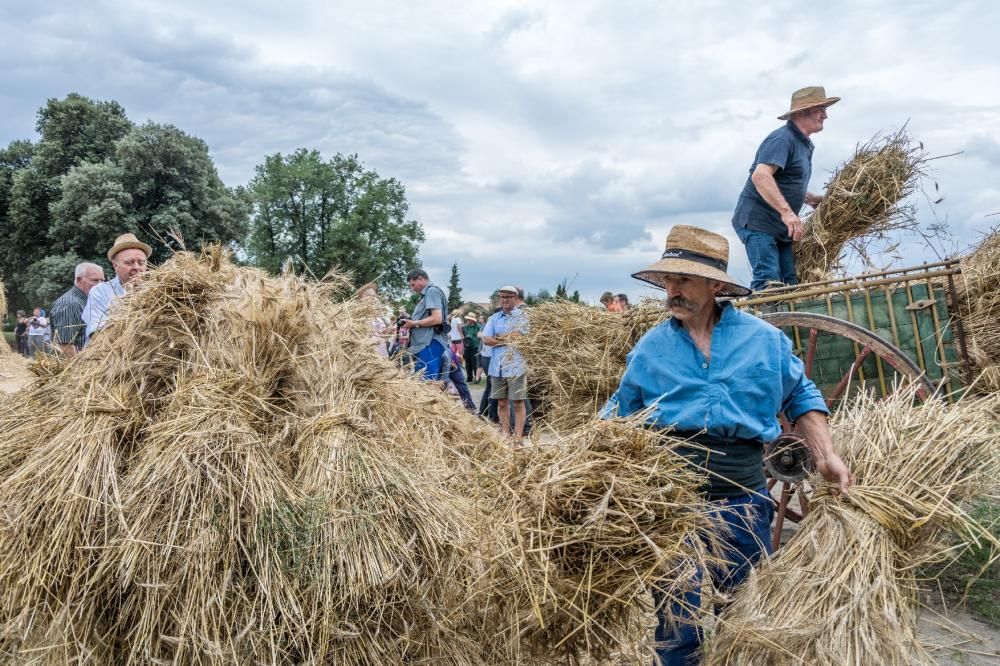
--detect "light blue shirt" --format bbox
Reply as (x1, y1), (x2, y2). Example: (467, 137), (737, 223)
(82, 277), (125, 339)
(482, 306), (529, 377)
(600, 302), (827, 442)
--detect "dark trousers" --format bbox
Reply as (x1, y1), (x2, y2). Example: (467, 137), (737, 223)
(448, 359), (477, 412)
(464, 347), (478, 382)
(736, 227), (797, 292)
(653, 490), (773, 666)
(479, 375), (499, 422)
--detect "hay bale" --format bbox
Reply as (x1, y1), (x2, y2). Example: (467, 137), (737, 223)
(512, 300), (670, 429)
(471, 417), (715, 663)
(795, 129), (925, 283)
(0, 249), (708, 664)
(703, 388), (1000, 665)
(954, 228), (1000, 390)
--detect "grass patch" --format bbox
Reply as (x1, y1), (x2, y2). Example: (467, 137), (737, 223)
(930, 499), (1000, 628)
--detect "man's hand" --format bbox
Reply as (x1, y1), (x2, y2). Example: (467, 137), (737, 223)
(815, 451), (853, 496)
(804, 192), (823, 208)
(781, 210), (805, 241)
(400, 318), (418, 330)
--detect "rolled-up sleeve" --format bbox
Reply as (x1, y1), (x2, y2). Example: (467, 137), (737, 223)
(778, 335), (829, 420)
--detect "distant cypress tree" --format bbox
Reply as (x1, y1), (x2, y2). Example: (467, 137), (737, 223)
(447, 262), (463, 311)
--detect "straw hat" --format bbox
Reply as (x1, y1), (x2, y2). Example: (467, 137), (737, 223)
(107, 233), (152, 262)
(464, 313), (478, 322)
(632, 225), (751, 297)
(777, 86), (840, 120)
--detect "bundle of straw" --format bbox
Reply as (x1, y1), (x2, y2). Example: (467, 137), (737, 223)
(470, 417), (714, 663)
(704, 388), (1000, 665)
(954, 228), (1000, 391)
(0, 249), (708, 664)
(795, 129), (925, 283)
(512, 300), (670, 428)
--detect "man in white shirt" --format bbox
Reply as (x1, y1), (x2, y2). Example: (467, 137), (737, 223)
(82, 233), (151, 341)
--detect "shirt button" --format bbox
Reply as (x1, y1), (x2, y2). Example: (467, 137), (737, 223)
(702, 363), (708, 369)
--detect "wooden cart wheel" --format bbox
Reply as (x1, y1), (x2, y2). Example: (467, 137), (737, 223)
(759, 312), (934, 550)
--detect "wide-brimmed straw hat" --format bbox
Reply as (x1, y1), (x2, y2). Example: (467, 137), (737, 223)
(632, 225), (751, 297)
(777, 86), (840, 120)
(464, 313), (478, 322)
(107, 233), (152, 262)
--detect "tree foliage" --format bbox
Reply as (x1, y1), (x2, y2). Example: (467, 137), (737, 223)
(0, 94), (248, 312)
(447, 262), (462, 311)
(246, 149), (423, 296)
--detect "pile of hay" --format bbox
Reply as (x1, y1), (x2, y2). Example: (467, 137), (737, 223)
(0, 249), (709, 664)
(512, 300), (669, 428)
(955, 228), (1000, 391)
(795, 128), (925, 283)
(473, 417), (715, 663)
(704, 388), (1000, 665)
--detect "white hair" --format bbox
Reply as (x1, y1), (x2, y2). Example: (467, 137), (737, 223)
(75, 262), (103, 279)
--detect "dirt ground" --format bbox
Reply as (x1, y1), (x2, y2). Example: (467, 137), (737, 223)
(2, 367), (998, 662)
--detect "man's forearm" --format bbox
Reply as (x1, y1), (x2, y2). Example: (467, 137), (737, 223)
(795, 410), (836, 463)
(751, 169), (794, 216)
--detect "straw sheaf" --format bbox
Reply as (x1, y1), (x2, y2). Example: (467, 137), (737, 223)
(510, 300), (671, 429)
(795, 129), (925, 283)
(704, 388), (1000, 665)
(953, 228), (1000, 391)
(0, 248), (710, 664)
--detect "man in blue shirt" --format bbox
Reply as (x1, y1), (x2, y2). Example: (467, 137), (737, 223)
(732, 86), (840, 291)
(400, 269), (450, 382)
(607, 224), (852, 666)
(482, 285), (529, 444)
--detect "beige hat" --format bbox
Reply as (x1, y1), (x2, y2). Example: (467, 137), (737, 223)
(107, 233), (152, 262)
(632, 225), (750, 297)
(464, 313), (478, 322)
(777, 86), (840, 120)
(497, 285), (518, 294)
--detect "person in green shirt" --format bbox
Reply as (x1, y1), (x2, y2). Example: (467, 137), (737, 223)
(462, 313), (482, 383)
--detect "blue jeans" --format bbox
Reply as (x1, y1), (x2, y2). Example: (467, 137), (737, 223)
(736, 228), (797, 292)
(413, 340), (447, 381)
(652, 490), (774, 666)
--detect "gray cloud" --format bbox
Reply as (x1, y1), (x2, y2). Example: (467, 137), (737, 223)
(2, 0), (1000, 303)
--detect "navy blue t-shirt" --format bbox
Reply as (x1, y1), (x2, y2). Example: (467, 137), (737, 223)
(732, 121), (814, 239)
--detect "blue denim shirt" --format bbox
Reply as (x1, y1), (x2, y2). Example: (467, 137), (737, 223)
(482, 306), (528, 377)
(600, 302), (827, 442)
(732, 121), (814, 239)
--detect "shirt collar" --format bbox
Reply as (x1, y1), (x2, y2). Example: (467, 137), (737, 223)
(71, 285), (87, 299)
(785, 120), (814, 148)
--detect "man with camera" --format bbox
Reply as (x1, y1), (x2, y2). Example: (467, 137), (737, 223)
(400, 269), (450, 381)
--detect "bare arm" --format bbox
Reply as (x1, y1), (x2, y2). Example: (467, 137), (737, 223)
(795, 410), (853, 495)
(401, 308), (443, 329)
(750, 163), (804, 241)
(57, 343), (78, 358)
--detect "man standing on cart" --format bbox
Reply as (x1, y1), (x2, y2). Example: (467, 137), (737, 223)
(732, 86), (840, 292)
(602, 224), (852, 665)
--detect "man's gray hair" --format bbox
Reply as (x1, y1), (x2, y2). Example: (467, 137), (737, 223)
(75, 262), (103, 279)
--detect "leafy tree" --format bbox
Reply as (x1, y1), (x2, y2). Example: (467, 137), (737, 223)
(447, 262), (462, 311)
(246, 150), (423, 296)
(571, 289), (581, 303)
(21, 252), (83, 310)
(555, 282), (567, 299)
(0, 95), (248, 312)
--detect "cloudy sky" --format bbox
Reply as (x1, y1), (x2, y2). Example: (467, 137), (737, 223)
(3, 0), (999, 301)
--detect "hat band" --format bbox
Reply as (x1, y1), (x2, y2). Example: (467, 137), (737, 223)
(660, 248), (727, 272)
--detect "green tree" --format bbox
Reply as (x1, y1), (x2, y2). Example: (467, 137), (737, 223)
(0, 95), (248, 312)
(447, 262), (462, 311)
(247, 150), (424, 296)
(571, 289), (581, 303)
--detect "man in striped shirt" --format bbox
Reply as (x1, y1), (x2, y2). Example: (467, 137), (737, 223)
(50, 262), (105, 356)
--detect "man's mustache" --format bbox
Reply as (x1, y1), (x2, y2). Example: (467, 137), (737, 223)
(668, 296), (698, 312)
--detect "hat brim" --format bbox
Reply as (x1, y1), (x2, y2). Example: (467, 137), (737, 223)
(777, 96), (840, 120)
(108, 241), (152, 262)
(632, 258), (751, 298)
